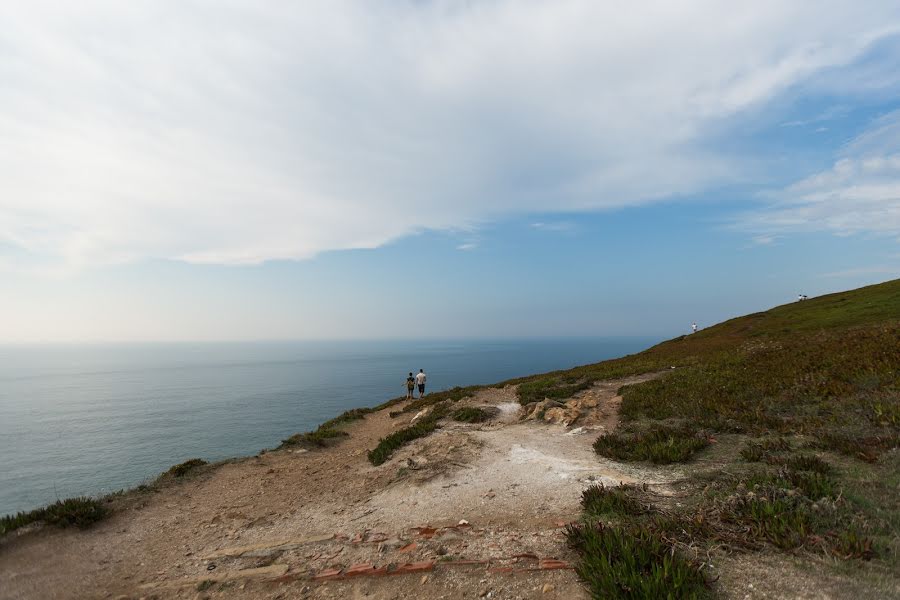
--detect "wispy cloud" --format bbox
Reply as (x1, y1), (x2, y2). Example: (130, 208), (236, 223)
(2, 2), (900, 270)
(530, 221), (576, 233)
(456, 242), (478, 251)
(739, 110), (900, 240)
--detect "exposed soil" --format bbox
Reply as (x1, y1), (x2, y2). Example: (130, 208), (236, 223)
(1, 372), (889, 599)
(0, 375), (665, 600)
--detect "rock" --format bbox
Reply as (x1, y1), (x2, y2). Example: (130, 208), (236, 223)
(458, 519), (470, 526)
(543, 583), (555, 593)
(421, 575), (429, 584)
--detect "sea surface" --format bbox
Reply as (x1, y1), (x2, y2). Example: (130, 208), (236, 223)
(0, 337), (659, 516)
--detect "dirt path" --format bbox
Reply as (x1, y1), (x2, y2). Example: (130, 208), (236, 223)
(1, 374), (671, 600)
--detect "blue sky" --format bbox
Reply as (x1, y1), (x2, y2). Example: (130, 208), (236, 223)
(1, 2), (899, 342)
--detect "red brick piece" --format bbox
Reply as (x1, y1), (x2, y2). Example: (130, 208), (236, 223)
(345, 563), (378, 577)
(538, 559), (571, 570)
(391, 561), (435, 575)
(312, 568), (343, 580)
(414, 527), (437, 539)
(398, 542), (418, 553)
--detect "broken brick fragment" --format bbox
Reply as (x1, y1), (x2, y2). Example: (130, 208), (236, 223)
(312, 568), (343, 580)
(345, 564), (378, 577)
(391, 561), (435, 575)
(537, 559), (571, 570)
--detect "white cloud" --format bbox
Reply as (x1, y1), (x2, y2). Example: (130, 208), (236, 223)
(742, 110), (900, 238)
(2, 1), (900, 269)
(531, 221), (576, 233)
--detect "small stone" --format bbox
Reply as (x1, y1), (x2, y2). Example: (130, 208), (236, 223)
(543, 583), (555, 593)
(421, 575), (429, 584)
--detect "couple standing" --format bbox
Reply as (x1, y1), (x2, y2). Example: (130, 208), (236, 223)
(405, 369), (427, 399)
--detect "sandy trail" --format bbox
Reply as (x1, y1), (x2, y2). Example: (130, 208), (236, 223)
(0, 375), (669, 600)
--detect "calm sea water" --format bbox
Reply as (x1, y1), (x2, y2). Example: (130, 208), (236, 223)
(0, 337), (658, 515)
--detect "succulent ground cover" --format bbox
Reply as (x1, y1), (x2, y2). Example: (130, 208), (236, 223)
(518, 280), (900, 598)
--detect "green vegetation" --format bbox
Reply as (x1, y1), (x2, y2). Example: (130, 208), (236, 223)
(279, 428), (348, 449)
(368, 402), (450, 465)
(1, 497), (109, 535)
(553, 280), (899, 597)
(567, 521), (710, 599)
(452, 406), (492, 423)
(167, 458), (208, 477)
(401, 386), (485, 413)
(581, 483), (648, 518)
(593, 423), (711, 464)
(279, 407), (375, 450)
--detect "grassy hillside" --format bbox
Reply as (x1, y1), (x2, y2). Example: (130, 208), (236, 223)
(529, 279), (900, 599)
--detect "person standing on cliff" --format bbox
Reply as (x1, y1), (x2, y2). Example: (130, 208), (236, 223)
(415, 369), (427, 398)
(405, 372), (415, 400)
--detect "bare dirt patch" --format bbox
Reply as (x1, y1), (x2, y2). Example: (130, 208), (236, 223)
(0, 376), (670, 600)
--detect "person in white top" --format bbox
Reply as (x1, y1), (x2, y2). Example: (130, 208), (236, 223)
(415, 369), (427, 398)
(691, 322), (698, 334)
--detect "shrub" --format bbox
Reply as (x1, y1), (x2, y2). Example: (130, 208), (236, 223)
(581, 484), (647, 518)
(319, 408), (372, 429)
(740, 438), (791, 462)
(452, 407), (491, 423)
(566, 522), (710, 599)
(593, 424), (710, 464)
(279, 428), (347, 449)
(720, 486), (811, 550)
(368, 403), (450, 466)
(1, 497), (109, 535)
(782, 454), (833, 475)
(167, 458), (208, 477)
(402, 386), (483, 413)
(517, 377), (593, 405)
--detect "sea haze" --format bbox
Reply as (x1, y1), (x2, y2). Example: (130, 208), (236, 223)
(0, 337), (659, 515)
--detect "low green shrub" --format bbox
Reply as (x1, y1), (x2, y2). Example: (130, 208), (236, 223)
(566, 522), (710, 599)
(368, 403), (450, 466)
(167, 458), (208, 477)
(593, 424), (710, 464)
(517, 377), (593, 405)
(1, 497), (109, 535)
(581, 484), (647, 518)
(280, 428), (348, 449)
(720, 486), (811, 550)
(319, 407), (372, 430)
(402, 386), (483, 413)
(782, 454), (833, 475)
(452, 406), (491, 423)
(740, 438), (791, 462)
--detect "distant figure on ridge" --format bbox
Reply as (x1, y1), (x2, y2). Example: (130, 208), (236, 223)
(405, 372), (415, 400)
(416, 369), (427, 398)
(691, 322), (698, 334)
(797, 293), (808, 301)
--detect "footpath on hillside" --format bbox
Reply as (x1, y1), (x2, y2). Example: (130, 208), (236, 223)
(2, 373), (685, 600)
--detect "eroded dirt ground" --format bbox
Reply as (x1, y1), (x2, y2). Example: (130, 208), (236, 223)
(1, 373), (890, 599)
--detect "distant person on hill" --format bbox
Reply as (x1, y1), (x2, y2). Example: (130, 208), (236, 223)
(405, 372), (415, 400)
(692, 322), (698, 334)
(415, 369), (427, 398)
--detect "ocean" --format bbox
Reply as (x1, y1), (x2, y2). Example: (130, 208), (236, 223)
(0, 337), (659, 516)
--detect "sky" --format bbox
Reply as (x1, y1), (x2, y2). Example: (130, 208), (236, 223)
(1, 1), (900, 342)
